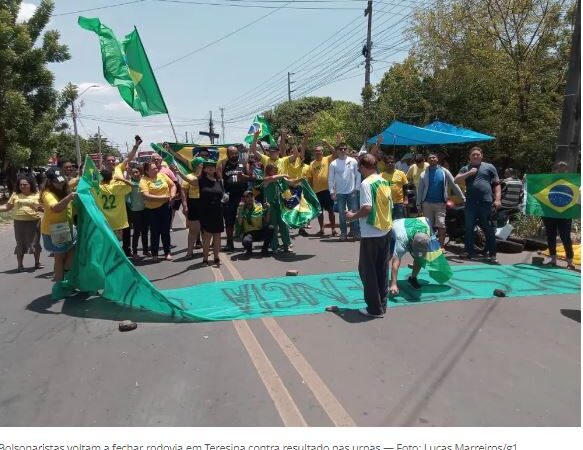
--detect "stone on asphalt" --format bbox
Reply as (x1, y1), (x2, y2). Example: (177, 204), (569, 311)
(119, 320), (137, 332)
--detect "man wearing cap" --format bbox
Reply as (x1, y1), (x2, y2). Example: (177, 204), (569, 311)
(236, 190), (274, 256)
(389, 217), (432, 294)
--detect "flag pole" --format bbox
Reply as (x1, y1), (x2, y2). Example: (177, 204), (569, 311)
(133, 26), (177, 142)
(167, 113), (178, 142)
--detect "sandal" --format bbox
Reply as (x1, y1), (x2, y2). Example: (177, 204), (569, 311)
(202, 259), (210, 266)
(34, 263), (45, 270)
(331, 230), (338, 237)
(316, 230), (325, 237)
(17, 266), (24, 273)
(213, 258), (221, 267)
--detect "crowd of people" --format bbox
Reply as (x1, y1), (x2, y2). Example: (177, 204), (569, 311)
(0, 128), (576, 303)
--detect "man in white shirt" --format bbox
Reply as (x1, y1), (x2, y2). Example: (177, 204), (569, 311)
(346, 154), (393, 318)
(328, 142), (361, 241)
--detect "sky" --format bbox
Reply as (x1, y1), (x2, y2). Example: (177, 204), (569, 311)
(18, 0), (418, 154)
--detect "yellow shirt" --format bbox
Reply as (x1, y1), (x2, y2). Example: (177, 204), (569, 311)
(407, 162), (429, 187)
(259, 154), (302, 176)
(381, 169), (408, 204)
(308, 155), (333, 193)
(69, 177), (80, 191)
(140, 173), (173, 209)
(114, 161), (126, 179)
(182, 174), (200, 199)
(377, 159), (386, 174)
(40, 191), (73, 235)
(94, 181), (132, 231)
(8, 192), (41, 221)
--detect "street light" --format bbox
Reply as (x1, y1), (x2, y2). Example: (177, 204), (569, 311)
(72, 84), (99, 167)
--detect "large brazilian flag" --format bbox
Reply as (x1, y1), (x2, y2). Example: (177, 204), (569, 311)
(78, 17), (168, 117)
(526, 173), (580, 219)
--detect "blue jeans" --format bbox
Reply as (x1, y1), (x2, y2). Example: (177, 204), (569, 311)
(392, 203), (405, 220)
(337, 192), (360, 236)
(464, 201), (496, 257)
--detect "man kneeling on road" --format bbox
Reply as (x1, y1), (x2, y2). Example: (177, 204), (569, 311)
(389, 217), (432, 295)
(237, 190), (274, 256)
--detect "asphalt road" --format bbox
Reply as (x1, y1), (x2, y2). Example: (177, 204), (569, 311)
(0, 214), (580, 426)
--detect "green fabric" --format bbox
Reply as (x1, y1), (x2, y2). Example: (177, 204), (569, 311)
(403, 217), (452, 283)
(278, 179), (321, 229)
(526, 173), (580, 219)
(150, 143), (190, 176)
(244, 115), (277, 147)
(53, 159), (579, 322)
(79, 17), (168, 117)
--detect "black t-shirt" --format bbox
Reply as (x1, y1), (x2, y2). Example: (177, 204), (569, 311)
(222, 159), (248, 195)
(199, 175), (224, 208)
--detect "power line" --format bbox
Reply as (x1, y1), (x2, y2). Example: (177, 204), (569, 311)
(53, 0), (146, 17)
(225, 0), (423, 119)
(153, 0), (364, 9)
(155, 1), (294, 70)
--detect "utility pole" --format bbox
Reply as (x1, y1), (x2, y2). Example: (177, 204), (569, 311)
(556, 0), (580, 171)
(71, 100), (82, 167)
(199, 110), (220, 144)
(287, 72), (295, 101)
(220, 107), (226, 143)
(185, 131), (189, 143)
(364, 1), (373, 88)
(97, 126), (102, 168)
(362, 0), (374, 146)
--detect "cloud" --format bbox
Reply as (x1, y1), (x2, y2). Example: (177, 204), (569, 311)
(103, 101), (130, 111)
(16, 2), (37, 23)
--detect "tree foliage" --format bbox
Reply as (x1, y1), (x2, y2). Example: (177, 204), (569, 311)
(369, 0), (575, 173)
(0, 0), (70, 170)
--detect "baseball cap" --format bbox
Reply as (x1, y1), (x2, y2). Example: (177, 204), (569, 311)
(411, 233), (430, 258)
(45, 167), (66, 183)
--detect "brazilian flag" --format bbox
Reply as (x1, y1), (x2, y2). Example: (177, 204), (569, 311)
(278, 179), (321, 228)
(79, 17), (168, 117)
(244, 115), (277, 147)
(82, 156), (102, 193)
(526, 173), (580, 219)
(405, 218), (452, 284)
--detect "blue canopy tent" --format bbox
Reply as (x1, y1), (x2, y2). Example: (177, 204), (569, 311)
(367, 120), (495, 146)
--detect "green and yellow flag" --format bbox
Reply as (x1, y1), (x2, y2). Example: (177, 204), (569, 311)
(78, 17), (168, 117)
(244, 115), (277, 147)
(366, 174), (393, 231)
(278, 179), (321, 228)
(526, 173), (580, 219)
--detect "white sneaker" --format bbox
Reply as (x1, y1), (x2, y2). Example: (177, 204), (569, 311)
(358, 308), (384, 318)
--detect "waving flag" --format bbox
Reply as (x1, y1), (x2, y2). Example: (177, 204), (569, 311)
(244, 115), (277, 147)
(82, 156), (102, 193)
(78, 17), (168, 116)
(278, 179), (321, 228)
(405, 218), (452, 283)
(526, 173), (580, 219)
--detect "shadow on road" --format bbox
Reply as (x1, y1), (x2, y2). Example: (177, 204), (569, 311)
(560, 309), (581, 323)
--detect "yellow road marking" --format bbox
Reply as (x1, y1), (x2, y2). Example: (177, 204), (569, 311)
(221, 256), (356, 427)
(211, 259), (307, 426)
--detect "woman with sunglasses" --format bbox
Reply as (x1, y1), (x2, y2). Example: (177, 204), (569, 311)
(198, 160), (225, 266)
(40, 168), (77, 282)
(0, 175), (43, 271)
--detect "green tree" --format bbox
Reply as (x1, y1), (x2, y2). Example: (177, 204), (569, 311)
(263, 97), (335, 136)
(370, 0), (574, 173)
(303, 100), (364, 151)
(0, 0), (70, 171)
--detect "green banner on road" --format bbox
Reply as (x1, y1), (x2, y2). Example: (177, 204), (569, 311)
(54, 158), (580, 322)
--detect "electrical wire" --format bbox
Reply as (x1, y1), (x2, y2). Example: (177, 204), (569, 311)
(53, 0), (146, 17)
